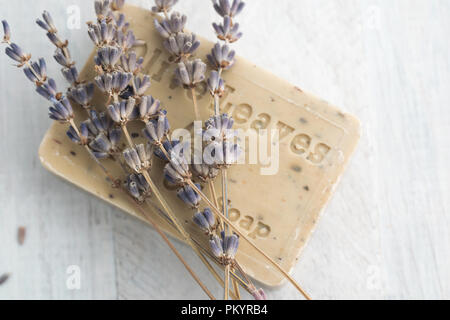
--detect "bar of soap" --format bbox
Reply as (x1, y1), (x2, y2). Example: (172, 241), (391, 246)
(38, 5), (360, 286)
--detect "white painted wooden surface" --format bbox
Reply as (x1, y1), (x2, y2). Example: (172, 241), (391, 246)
(1, 0), (449, 300)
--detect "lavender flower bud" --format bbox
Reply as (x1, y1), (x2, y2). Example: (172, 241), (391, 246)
(204, 114), (236, 142)
(117, 30), (137, 51)
(5, 43), (30, 65)
(142, 112), (170, 144)
(48, 97), (73, 122)
(90, 131), (120, 159)
(95, 0), (112, 18)
(152, 0), (179, 13)
(2, 20), (11, 43)
(23, 58), (47, 83)
(111, 0), (125, 11)
(123, 143), (153, 172)
(66, 123), (89, 145)
(163, 33), (200, 61)
(53, 48), (72, 68)
(125, 173), (151, 202)
(154, 12), (187, 38)
(207, 42), (235, 70)
(36, 11), (57, 33)
(96, 46), (122, 69)
(112, 71), (133, 93)
(132, 75), (151, 96)
(88, 21), (116, 46)
(210, 232), (240, 260)
(213, 16), (243, 43)
(164, 154), (190, 184)
(223, 141), (241, 166)
(46, 32), (66, 48)
(69, 83), (95, 107)
(61, 66), (79, 85)
(207, 70), (225, 97)
(174, 59), (206, 89)
(193, 208), (216, 233)
(154, 139), (180, 161)
(213, 0), (245, 18)
(107, 97), (137, 124)
(192, 162), (220, 182)
(177, 184), (201, 209)
(121, 52), (144, 74)
(36, 78), (58, 101)
(139, 95), (161, 122)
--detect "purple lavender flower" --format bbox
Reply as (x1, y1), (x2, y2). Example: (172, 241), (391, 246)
(107, 98), (137, 124)
(23, 58), (47, 83)
(164, 154), (191, 184)
(174, 59), (206, 89)
(213, 16), (243, 43)
(90, 110), (114, 134)
(4, 42), (30, 66)
(142, 112), (170, 144)
(212, 0), (245, 18)
(209, 232), (240, 262)
(95, 0), (113, 18)
(61, 66), (79, 85)
(132, 75), (151, 96)
(68, 83), (95, 108)
(95, 46), (122, 69)
(204, 114), (236, 142)
(152, 0), (179, 13)
(123, 143), (153, 172)
(192, 162), (220, 182)
(48, 97), (73, 122)
(116, 29), (137, 51)
(121, 52), (144, 74)
(193, 208), (216, 233)
(163, 33), (200, 62)
(154, 12), (187, 38)
(95, 71), (132, 94)
(89, 130), (121, 159)
(139, 95), (161, 122)
(53, 48), (73, 68)
(36, 11), (57, 33)
(111, 0), (125, 11)
(88, 21), (116, 46)
(207, 71), (225, 97)
(154, 139), (180, 161)
(66, 123), (89, 145)
(177, 184), (201, 209)
(36, 78), (59, 101)
(207, 43), (235, 70)
(2, 20), (11, 43)
(126, 173), (151, 202)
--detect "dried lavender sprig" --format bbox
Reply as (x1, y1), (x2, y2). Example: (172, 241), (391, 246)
(152, 0), (179, 15)
(36, 11), (97, 114)
(152, 1), (206, 120)
(212, 0), (245, 19)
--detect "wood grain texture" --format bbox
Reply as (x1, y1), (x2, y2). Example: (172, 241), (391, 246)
(0, 0), (449, 299)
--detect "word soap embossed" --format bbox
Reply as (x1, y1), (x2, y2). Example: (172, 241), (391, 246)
(38, 5), (360, 286)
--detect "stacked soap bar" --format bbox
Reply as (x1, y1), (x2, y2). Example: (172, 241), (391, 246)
(39, 5), (360, 286)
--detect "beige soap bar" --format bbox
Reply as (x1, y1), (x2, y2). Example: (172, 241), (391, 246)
(39, 5), (360, 286)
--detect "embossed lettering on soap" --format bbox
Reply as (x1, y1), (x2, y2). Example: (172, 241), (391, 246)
(139, 47), (334, 175)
